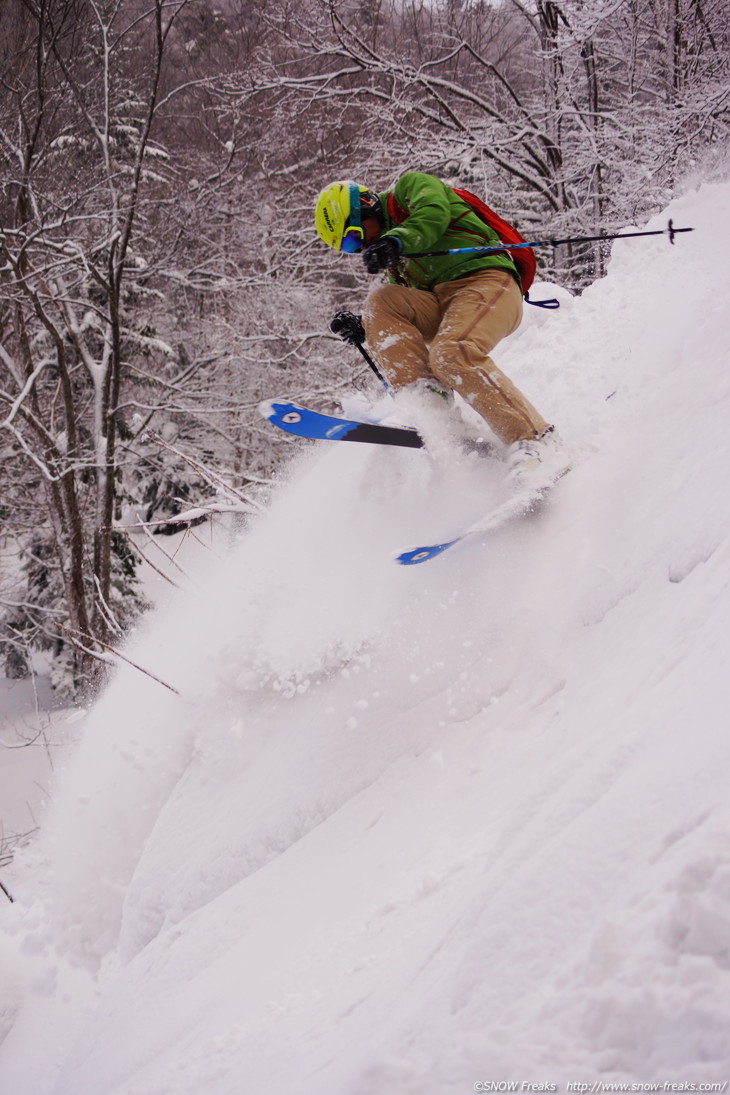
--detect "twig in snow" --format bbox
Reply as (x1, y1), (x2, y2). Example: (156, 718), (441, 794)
(148, 432), (265, 512)
(120, 528), (181, 589)
(56, 623), (180, 696)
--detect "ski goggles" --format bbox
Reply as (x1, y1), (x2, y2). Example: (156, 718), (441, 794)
(340, 226), (364, 253)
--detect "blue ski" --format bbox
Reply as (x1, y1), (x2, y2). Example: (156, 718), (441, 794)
(260, 400), (424, 448)
(260, 400), (497, 458)
(396, 476), (565, 565)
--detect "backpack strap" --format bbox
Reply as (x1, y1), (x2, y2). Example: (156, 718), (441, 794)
(525, 293), (560, 310)
(387, 193), (409, 224)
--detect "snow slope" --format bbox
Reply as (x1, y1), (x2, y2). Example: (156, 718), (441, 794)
(1, 183), (730, 1094)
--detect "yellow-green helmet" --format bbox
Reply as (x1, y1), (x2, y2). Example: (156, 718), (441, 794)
(314, 180), (380, 253)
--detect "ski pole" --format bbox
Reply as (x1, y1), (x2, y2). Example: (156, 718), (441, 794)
(352, 338), (394, 397)
(403, 218), (693, 259)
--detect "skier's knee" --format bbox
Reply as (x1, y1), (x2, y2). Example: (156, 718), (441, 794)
(363, 284), (402, 323)
(429, 348), (466, 390)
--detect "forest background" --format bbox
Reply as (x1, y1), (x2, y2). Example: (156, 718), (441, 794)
(0, 0), (727, 696)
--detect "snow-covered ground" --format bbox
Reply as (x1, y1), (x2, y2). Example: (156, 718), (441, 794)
(1, 182), (729, 1094)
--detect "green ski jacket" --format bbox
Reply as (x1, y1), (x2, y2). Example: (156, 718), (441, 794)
(377, 172), (520, 291)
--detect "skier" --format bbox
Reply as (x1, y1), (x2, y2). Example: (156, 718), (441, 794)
(314, 171), (563, 481)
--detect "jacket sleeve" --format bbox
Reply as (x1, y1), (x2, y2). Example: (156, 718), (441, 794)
(386, 172), (452, 253)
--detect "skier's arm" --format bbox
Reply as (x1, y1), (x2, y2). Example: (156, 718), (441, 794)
(385, 172), (452, 253)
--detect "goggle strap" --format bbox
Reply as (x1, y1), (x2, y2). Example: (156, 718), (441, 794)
(348, 183), (362, 233)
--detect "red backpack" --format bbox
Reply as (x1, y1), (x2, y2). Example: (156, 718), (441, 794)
(387, 187), (537, 294)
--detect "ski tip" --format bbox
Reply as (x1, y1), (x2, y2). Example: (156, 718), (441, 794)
(396, 540), (459, 565)
(258, 398), (291, 420)
(259, 399), (309, 428)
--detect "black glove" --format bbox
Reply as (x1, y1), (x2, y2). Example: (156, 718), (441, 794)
(330, 311), (365, 345)
(362, 236), (402, 274)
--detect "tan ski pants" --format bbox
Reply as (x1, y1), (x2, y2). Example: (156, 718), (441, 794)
(362, 269), (548, 445)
